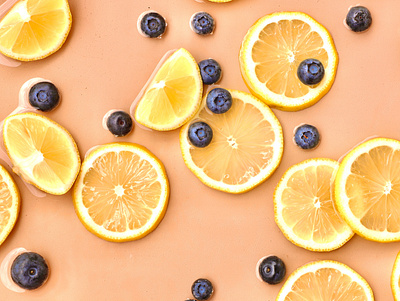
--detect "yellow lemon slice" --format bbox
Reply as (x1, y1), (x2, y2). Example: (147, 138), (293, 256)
(239, 12), (338, 111)
(0, 0), (72, 61)
(73, 143), (169, 242)
(0, 164), (20, 246)
(3, 112), (80, 195)
(277, 260), (374, 300)
(274, 158), (353, 252)
(134, 48), (203, 131)
(392, 251), (400, 300)
(335, 138), (400, 242)
(180, 89), (283, 194)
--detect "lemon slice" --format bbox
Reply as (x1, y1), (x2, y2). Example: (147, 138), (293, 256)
(239, 12), (338, 111)
(134, 48), (203, 131)
(274, 158), (353, 252)
(180, 89), (283, 194)
(73, 143), (169, 242)
(0, 164), (20, 246)
(0, 0), (72, 61)
(3, 112), (80, 195)
(335, 138), (400, 242)
(277, 260), (374, 300)
(392, 251), (400, 300)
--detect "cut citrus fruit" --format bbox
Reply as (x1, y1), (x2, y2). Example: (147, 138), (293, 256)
(276, 260), (374, 301)
(3, 112), (80, 195)
(335, 138), (400, 242)
(73, 143), (169, 242)
(0, 164), (20, 246)
(0, 0), (72, 61)
(134, 48), (203, 131)
(180, 89), (283, 194)
(239, 12), (338, 111)
(392, 251), (400, 301)
(274, 158), (353, 251)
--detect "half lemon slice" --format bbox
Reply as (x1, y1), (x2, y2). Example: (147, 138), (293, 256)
(3, 112), (80, 195)
(0, 0), (72, 61)
(134, 48), (203, 131)
(239, 12), (338, 111)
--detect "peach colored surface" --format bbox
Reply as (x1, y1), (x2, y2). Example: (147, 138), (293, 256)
(0, 0), (398, 300)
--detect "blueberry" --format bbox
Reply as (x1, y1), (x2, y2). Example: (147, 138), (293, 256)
(297, 59), (325, 86)
(206, 88), (232, 114)
(11, 252), (49, 290)
(139, 12), (166, 38)
(294, 124), (320, 149)
(199, 59), (222, 85)
(106, 111), (133, 137)
(28, 82), (60, 112)
(191, 278), (213, 300)
(346, 6), (372, 32)
(188, 122), (213, 148)
(191, 12), (215, 35)
(258, 256), (286, 285)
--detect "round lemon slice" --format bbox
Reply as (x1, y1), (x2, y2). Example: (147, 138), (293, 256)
(0, 164), (20, 246)
(392, 251), (400, 301)
(180, 89), (283, 194)
(277, 260), (374, 301)
(3, 112), (80, 195)
(335, 138), (400, 242)
(73, 143), (169, 242)
(134, 48), (203, 131)
(274, 158), (353, 252)
(0, 0), (72, 61)
(239, 12), (338, 111)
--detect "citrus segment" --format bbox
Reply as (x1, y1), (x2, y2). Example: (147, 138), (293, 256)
(0, 0), (72, 61)
(134, 48), (203, 131)
(3, 112), (80, 195)
(274, 158), (353, 251)
(73, 143), (169, 242)
(335, 138), (400, 242)
(276, 260), (374, 301)
(392, 251), (400, 301)
(180, 89), (283, 194)
(239, 12), (338, 111)
(0, 164), (20, 246)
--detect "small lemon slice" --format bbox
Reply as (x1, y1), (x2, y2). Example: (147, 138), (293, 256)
(73, 143), (169, 242)
(3, 112), (80, 195)
(180, 89), (283, 194)
(0, 0), (72, 61)
(274, 158), (353, 252)
(277, 260), (374, 301)
(134, 48), (203, 131)
(335, 138), (400, 242)
(392, 251), (400, 301)
(0, 164), (20, 246)
(239, 12), (338, 111)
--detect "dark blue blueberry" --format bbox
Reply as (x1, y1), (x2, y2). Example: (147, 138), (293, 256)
(206, 88), (232, 114)
(258, 256), (286, 285)
(191, 12), (215, 35)
(140, 12), (166, 38)
(294, 124), (320, 149)
(297, 59), (324, 86)
(191, 278), (213, 300)
(346, 6), (372, 32)
(106, 111), (133, 137)
(28, 82), (60, 112)
(11, 252), (49, 290)
(188, 122), (213, 148)
(199, 59), (222, 85)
